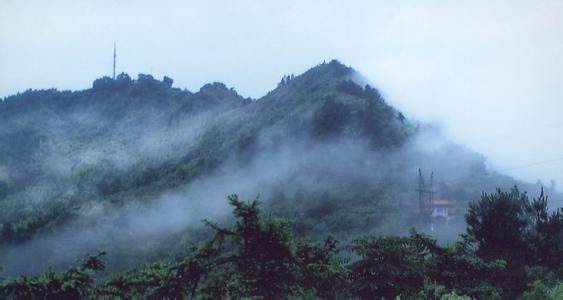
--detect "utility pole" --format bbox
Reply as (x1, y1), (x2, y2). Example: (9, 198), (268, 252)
(113, 42), (116, 79)
(418, 169), (425, 213)
(429, 171), (434, 213)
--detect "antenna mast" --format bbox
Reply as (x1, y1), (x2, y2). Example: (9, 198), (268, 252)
(113, 42), (116, 79)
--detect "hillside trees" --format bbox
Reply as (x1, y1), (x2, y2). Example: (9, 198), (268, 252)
(0, 252), (106, 299)
(313, 96), (351, 137)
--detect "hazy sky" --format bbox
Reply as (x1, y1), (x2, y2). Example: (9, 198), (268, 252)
(1, 0), (562, 192)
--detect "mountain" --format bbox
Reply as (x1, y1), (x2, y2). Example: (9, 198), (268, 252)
(0, 60), (556, 275)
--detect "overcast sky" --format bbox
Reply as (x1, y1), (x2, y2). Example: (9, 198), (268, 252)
(1, 0), (562, 192)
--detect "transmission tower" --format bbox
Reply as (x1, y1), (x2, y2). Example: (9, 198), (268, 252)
(417, 169), (435, 230)
(417, 169), (434, 213)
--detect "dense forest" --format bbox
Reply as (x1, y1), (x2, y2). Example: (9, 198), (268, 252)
(1, 188), (561, 299)
(0, 60), (561, 298)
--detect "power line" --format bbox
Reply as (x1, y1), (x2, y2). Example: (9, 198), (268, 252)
(498, 157), (563, 172)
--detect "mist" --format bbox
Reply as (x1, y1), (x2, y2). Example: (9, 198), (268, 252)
(0, 63), (559, 277)
(1, 3), (562, 298)
(0, 114), (549, 276)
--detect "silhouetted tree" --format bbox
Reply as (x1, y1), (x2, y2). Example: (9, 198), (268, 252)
(162, 76), (174, 88)
(465, 187), (562, 299)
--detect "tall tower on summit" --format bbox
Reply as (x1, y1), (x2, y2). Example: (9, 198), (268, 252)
(113, 42), (117, 79)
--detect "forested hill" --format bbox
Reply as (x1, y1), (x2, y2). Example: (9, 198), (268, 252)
(0, 60), (557, 276)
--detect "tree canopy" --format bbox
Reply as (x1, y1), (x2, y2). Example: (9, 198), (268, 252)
(1, 188), (560, 299)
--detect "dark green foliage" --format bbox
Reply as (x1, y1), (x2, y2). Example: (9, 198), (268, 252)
(466, 188), (530, 261)
(0, 190), (560, 298)
(337, 79), (365, 97)
(522, 191), (563, 273)
(92, 73), (133, 92)
(1, 60), (561, 298)
(432, 239), (504, 299)
(204, 195), (298, 298)
(465, 187), (562, 298)
(0, 72), (250, 244)
(162, 76), (174, 88)
(347, 232), (432, 298)
(0, 60), (501, 251)
(313, 96), (351, 137)
(347, 230), (504, 299)
(520, 280), (563, 300)
(0, 204), (75, 242)
(327, 59), (352, 77)
(98, 258), (209, 299)
(0, 251), (106, 299)
(295, 236), (349, 298)
(95, 194), (348, 299)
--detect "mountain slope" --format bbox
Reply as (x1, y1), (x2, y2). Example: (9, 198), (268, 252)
(0, 60), (556, 275)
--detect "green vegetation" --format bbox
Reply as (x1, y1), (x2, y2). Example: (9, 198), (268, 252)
(0, 60), (414, 245)
(0, 252), (106, 299)
(1, 188), (560, 299)
(0, 61), (561, 298)
(465, 187), (562, 299)
(0, 60), (553, 251)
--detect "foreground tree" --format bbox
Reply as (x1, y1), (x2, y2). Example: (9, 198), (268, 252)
(1, 189), (559, 299)
(347, 232), (432, 298)
(98, 194), (347, 299)
(347, 230), (504, 299)
(195, 194), (347, 298)
(465, 187), (562, 298)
